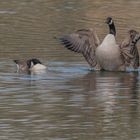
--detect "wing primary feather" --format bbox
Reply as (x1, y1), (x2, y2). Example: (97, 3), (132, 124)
(60, 29), (100, 68)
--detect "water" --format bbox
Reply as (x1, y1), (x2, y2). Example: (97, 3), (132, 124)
(0, 0), (140, 139)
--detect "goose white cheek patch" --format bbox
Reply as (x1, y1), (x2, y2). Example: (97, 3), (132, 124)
(109, 20), (113, 25)
(16, 64), (20, 70)
(30, 61), (34, 68)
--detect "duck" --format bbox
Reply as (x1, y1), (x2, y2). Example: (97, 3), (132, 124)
(60, 17), (140, 71)
(14, 58), (47, 72)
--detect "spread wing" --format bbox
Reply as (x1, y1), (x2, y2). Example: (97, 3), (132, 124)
(60, 28), (100, 68)
(120, 38), (139, 68)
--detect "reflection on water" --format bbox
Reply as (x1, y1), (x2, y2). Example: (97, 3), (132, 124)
(0, 0), (140, 140)
(0, 61), (140, 140)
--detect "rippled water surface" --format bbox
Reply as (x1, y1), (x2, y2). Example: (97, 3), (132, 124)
(0, 0), (140, 140)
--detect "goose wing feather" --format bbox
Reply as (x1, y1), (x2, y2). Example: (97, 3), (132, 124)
(120, 40), (139, 68)
(60, 28), (100, 67)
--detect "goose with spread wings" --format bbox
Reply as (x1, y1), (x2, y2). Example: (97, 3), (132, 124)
(60, 17), (140, 71)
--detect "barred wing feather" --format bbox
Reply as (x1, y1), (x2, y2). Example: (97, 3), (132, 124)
(60, 29), (100, 67)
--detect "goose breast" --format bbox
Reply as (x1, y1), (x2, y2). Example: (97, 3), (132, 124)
(96, 34), (123, 71)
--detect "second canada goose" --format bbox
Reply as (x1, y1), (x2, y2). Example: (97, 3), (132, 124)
(60, 17), (140, 71)
(14, 58), (47, 72)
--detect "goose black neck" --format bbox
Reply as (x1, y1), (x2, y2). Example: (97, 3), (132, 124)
(109, 22), (116, 36)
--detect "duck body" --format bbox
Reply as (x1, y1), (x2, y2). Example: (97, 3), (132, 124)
(96, 34), (124, 71)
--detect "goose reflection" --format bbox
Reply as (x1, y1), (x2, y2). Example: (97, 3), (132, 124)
(66, 71), (139, 123)
(67, 71), (139, 94)
(62, 71), (139, 137)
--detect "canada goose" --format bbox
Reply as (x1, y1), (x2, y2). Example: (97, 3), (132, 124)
(95, 17), (123, 71)
(14, 58), (47, 72)
(60, 17), (140, 71)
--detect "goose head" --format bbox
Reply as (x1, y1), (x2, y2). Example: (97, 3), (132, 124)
(129, 29), (140, 45)
(105, 17), (113, 25)
(105, 17), (116, 36)
(27, 58), (42, 69)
